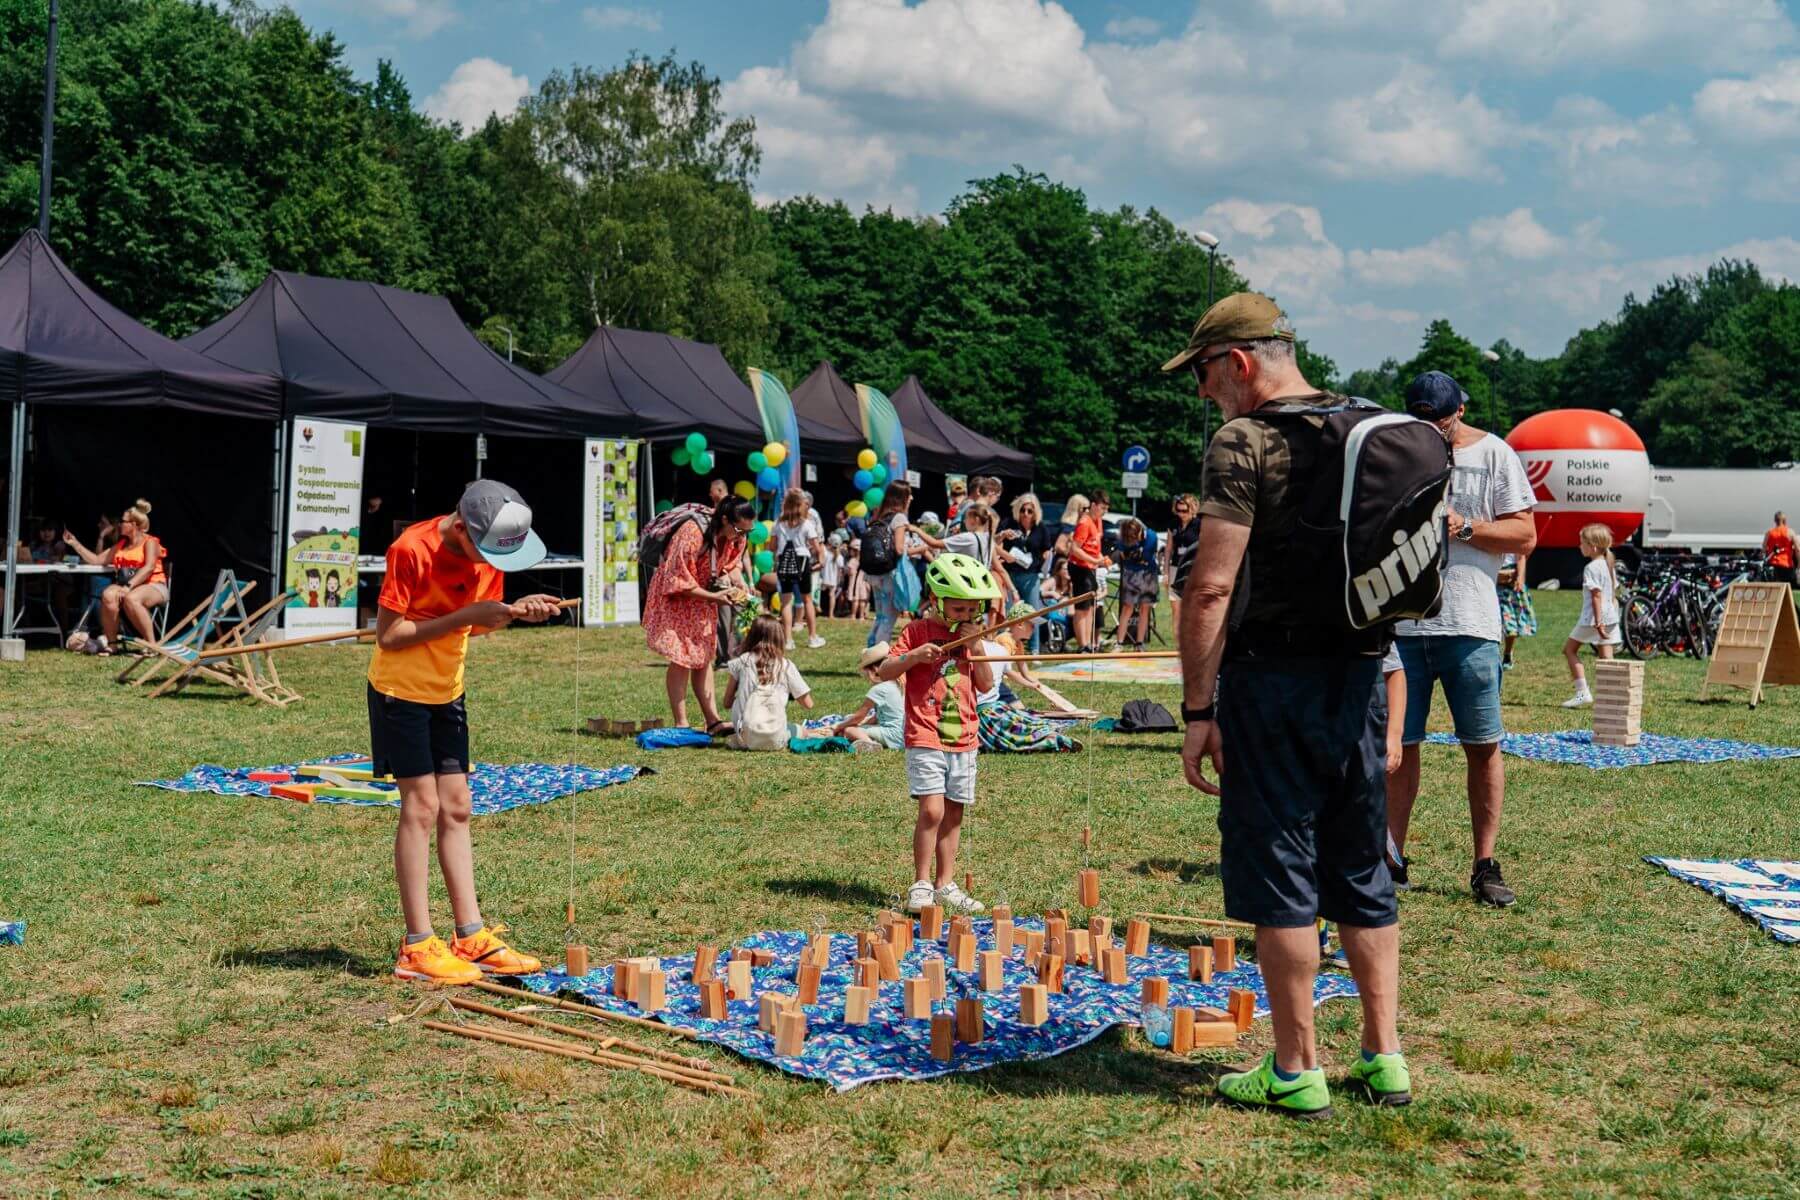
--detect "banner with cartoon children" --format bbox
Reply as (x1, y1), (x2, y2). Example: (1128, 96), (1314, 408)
(282, 417), (366, 636)
(582, 438), (642, 627)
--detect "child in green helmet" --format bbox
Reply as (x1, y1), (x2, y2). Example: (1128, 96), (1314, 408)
(876, 552), (1000, 913)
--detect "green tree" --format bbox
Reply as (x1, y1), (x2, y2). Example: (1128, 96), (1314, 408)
(1398, 318), (1500, 429)
(1342, 357), (1403, 409)
(1634, 345), (1782, 467)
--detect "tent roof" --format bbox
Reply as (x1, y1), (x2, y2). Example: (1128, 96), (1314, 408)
(889, 375), (1034, 478)
(183, 272), (632, 436)
(787, 360), (869, 463)
(547, 326), (758, 450)
(0, 230), (280, 417)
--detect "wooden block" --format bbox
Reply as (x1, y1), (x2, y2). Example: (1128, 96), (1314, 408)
(1188, 944), (1214, 983)
(1171, 1006), (1196, 1054)
(1092, 931), (1113, 957)
(956, 997), (984, 1044)
(693, 944), (718, 982)
(563, 944), (589, 978)
(920, 904), (944, 941)
(950, 914), (974, 939)
(1141, 977), (1170, 1007)
(698, 979), (727, 1020)
(1088, 916), (1113, 942)
(930, 1012), (955, 1061)
(877, 908), (902, 928)
(758, 992), (784, 1032)
(873, 942), (900, 982)
(893, 920), (913, 955)
(843, 985), (872, 1025)
(1046, 933), (1066, 965)
(312, 784), (393, 803)
(1227, 988), (1255, 1032)
(751, 948), (774, 968)
(1037, 952), (1064, 994)
(904, 977), (933, 1019)
(1191, 1019), (1239, 1048)
(1066, 928), (1089, 966)
(796, 963), (822, 1006)
(1045, 915), (1068, 945)
(1044, 908), (1069, 925)
(1212, 935), (1236, 973)
(1018, 983), (1049, 1026)
(808, 934), (833, 969)
(856, 930), (876, 961)
(775, 1008), (806, 1057)
(269, 784), (319, 802)
(1023, 930), (1045, 967)
(1101, 947), (1129, 985)
(726, 958), (752, 1000)
(855, 957), (879, 990)
(993, 917), (1014, 957)
(1124, 918), (1150, 957)
(951, 930), (976, 973)
(922, 956), (947, 1001)
(978, 950), (1004, 991)
(247, 770), (292, 783)
(1196, 1005), (1233, 1024)
(1077, 868), (1100, 908)
(612, 960), (637, 1000)
(635, 967), (667, 1012)
(990, 904), (1012, 922)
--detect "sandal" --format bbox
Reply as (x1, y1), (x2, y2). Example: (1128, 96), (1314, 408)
(705, 721), (734, 738)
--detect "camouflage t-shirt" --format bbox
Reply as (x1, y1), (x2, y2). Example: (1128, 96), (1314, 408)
(1196, 392), (1342, 627)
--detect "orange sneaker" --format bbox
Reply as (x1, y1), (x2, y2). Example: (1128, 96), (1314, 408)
(450, 924), (542, 976)
(395, 935), (483, 984)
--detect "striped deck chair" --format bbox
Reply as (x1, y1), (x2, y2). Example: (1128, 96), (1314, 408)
(115, 571), (256, 685)
(147, 588), (296, 702)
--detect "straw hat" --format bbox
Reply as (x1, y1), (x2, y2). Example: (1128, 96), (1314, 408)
(858, 643), (891, 672)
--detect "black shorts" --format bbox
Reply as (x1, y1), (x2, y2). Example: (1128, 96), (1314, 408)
(1069, 566), (1098, 610)
(367, 684), (471, 779)
(1216, 656), (1396, 929)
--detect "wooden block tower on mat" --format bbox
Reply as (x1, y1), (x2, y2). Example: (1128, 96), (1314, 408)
(1590, 659), (1644, 746)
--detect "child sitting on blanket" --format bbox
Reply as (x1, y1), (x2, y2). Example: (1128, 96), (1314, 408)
(834, 642), (907, 750)
(877, 552), (998, 914)
(721, 614), (814, 750)
(975, 632), (1082, 753)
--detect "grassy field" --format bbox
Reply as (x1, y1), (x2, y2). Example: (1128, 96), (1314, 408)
(1, 590), (1796, 1199)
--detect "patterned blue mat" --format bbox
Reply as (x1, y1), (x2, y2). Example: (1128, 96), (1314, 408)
(513, 918), (1359, 1090)
(1646, 858), (1800, 944)
(137, 753), (647, 816)
(1426, 730), (1800, 769)
(0, 922), (22, 946)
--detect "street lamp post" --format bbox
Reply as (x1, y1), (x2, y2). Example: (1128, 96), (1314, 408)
(1195, 230), (1221, 458)
(1480, 347), (1503, 432)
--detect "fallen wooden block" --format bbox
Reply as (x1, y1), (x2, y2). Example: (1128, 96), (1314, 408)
(1125, 918), (1150, 957)
(930, 1012), (955, 1061)
(270, 784), (319, 803)
(775, 1008), (807, 1057)
(904, 977), (933, 1019)
(247, 770), (292, 783)
(1213, 935), (1236, 973)
(1077, 868), (1100, 908)
(978, 949), (1004, 991)
(1188, 944), (1213, 983)
(312, 784), (393, 803)
(1191, 1020), (1239, 1048)
(698, 979), (727, 1020)
(1018, 982), (1049, 1026)
(956, 997), (984, 1044)
(1141, 977), (1169, 1007)
(843, 985), (872, 1026)
(750, 948), (775, 968)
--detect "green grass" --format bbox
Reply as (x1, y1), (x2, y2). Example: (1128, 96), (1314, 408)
(1, 591), (1796, 1198)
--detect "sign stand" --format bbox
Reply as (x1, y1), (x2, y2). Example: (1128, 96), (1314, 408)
(1702, 583), (1800, 708)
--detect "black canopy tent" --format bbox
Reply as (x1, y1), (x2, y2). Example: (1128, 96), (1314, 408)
(1, 230), (283, 638)
(888, 375), (1034, 479)
(787, 360), (868, 465)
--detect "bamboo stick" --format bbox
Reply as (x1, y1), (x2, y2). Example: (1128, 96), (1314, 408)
(423, 1020), (749, 1097)
(1139, 913), (1255, 931)
(968, 651), (1180, 663)
(446, 997), (724, 1076)
(441, 1017), (738, 1089)
(934, 591), (1100, 654)
(469, 979), (703, 1041)
(194, 627), (376, 660)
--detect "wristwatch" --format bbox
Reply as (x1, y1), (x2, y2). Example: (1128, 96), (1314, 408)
(1181, 702), (1216, 723)
(1455, 519), (1476, 543)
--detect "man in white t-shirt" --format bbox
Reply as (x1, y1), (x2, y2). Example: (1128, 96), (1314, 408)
(1390, 371), (1537, 908)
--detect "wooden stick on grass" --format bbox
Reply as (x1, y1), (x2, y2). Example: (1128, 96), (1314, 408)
(469, 979), (703, 1042)
(447, 997), (727, 1077)
(423, 1020), (749, 1097)
(445, 1019), (738, 1089)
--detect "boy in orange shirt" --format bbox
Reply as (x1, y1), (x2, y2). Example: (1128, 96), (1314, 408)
(376, 480), (563, 983)
(877, 552), (999, 914)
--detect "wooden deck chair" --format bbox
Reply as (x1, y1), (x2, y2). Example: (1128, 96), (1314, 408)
(115, 570), (255, 685)
(147, 588), (295, 700)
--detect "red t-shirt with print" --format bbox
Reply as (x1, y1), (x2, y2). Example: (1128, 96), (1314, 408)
(889, 617), (979, 751)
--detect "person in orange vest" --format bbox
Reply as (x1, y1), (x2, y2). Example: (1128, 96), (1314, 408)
(1763, 512), (1796, 586)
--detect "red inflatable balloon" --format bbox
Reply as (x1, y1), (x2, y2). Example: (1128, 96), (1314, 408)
(1504, 409), (1648, 549)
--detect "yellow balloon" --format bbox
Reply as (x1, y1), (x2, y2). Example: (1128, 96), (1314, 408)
(734, 480), (756, 500)
(846, 500), (868, 518)
(857, 448), (877, 471)
(763, 442), (787, 467)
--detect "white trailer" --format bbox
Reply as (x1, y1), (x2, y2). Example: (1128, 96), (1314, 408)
(1642, 465), (1800, 550)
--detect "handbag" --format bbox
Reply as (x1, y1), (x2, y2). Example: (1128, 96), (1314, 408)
(892, 554), (921, 613)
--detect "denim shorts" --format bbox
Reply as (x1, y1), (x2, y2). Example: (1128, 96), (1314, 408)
(1396, 634), (1504, 746)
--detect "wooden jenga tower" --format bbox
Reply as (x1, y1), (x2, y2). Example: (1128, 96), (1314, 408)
(1590, 659), (1643, 746)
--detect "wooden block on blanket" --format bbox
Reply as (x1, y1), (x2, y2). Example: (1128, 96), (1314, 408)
(904, 977), (933, 1020)
(992, 917), (1014, 956)
(990, 903), (1012, 922)
(1141, 977), (1170, 1007)
(612, 960), (636, 1000)
(930, 1012), (955, 1061)
(808, 934), (833, 969)
(563, 944), (589, 978)
(855, 957), (879, 990)
(920, 904), (944, 941)
(1037, 952), (1064, 994)
(758, 992), (785, 1032)
(1070, 929), (1092, 966)
(1212, 935), (1236, 973)
(312, 784), (392, 803)
(775, 1008), (807, 1057)
(956, 997), (984, 1044)
(796, 963), (822, 1006)
(1101, 947), (1129, 985)
(1124, 918), (1151, 956)
(922, 956), (947, 1001)
(1188, 944), (1214, 983)
(634, 967), (667, 1012)
(247, 770), (292, 783)
(750, 948), (775, 968)
(698, 979), (727, 1020)
(1018, 983), (1049, 1026)
(856, 930), (876, 961)
(270, 784), (318, 803)
(1045, 915), (1068, 946)
(726, 958), (752, 999)
(692, 944), (718, 982)
(843, 985), (872, 1026)
(1088, 915), (1113, 942)
(874, 942), (900, 982)
(1227, 988), (1256, 1032)
(950, 930), (976, 973)
(1022, 929), (1045, 968)
(978, 949), (1004, 992)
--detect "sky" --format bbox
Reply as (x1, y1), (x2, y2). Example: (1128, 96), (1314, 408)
(285, 0), (1800, 372)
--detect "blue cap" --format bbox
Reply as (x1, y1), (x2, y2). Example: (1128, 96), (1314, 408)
(1405, 371), (1468, 420)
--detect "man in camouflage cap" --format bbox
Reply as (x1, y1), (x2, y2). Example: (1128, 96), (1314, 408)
(1169, 293), (1410, 1118)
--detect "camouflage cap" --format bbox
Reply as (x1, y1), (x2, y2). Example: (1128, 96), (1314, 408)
(1161, 292), (1296, 373)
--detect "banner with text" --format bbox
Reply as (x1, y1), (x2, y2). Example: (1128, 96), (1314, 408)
(583, 439), (642, 626)
(283, 417), (366, 637)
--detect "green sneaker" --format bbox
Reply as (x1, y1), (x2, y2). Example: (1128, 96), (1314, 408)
(1346, 1050), (1412, 1106)
(1216, 1053), (1332, 1119)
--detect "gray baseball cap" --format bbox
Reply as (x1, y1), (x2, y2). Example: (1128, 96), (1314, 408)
(457, 479), (546, 571)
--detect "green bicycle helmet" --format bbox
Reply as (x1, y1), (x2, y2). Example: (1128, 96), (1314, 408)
(926, 552), (1002, 601)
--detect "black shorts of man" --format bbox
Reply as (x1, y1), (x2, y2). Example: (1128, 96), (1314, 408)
(1166, 293), (1409, 1118)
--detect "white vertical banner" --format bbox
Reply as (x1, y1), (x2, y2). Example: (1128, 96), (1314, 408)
(282, 417), (366, 637)
(583, 438), (642, 626)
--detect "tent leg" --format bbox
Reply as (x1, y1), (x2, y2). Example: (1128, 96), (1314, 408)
(3, 400), (25, 655)
(270, 421), (286, 590)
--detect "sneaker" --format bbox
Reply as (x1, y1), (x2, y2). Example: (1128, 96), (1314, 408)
(807, 635), (827, 649)
(1217, 1053), (1333, 1119)
(395, 935), (483, 984)
(1471, 858), (1516, 908)
(449, 924), (542, 975)
(1388, 852), (1411, 891)
(1561, 689), (1593, 708)
(936, 881), (985, 913)
(1501, 658), (1513, 672)
(785, 640), (797, 652)
(1346, 1050), (1413, 1106)
(906, 880), (936, 912)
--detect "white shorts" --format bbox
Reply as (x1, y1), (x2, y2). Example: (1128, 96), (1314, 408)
(1570, 623), (1621, 647)
(905, 747), (978, 805)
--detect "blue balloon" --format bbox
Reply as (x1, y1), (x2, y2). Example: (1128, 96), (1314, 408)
(757, 466), (782, 492)
(853, 469), (873, 491)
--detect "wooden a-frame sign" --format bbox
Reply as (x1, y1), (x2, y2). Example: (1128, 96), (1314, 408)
(1702, 583), (1800, 708)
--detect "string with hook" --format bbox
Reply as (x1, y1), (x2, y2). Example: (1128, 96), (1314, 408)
(566, 594), (582, 947)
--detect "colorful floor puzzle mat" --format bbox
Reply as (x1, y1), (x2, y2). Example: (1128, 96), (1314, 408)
(1037, 658), (1183, 685)
(513, 917), (1359, 1090)
(0, 922), (22, 946)
(138, 754), (647, 816)
(1425, 730), (1800, 769)
(1646, 858), (1800, 944)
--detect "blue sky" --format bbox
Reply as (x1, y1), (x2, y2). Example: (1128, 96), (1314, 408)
(286, 0), (1800, 373)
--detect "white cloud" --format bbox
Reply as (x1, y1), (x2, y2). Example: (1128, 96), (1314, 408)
(424, 58), (531, 131)
(722, 66), (914, 212)
(1436, 0), (1794, 72)
(367, 0), (457, 38)
(1544, 96), (1724, 207)
(1348, 239), (1467, 288)
(582, 6), (663, 32)
(1189, 201), (1344, 305)
(1696, 60), (1800, 142)
(1319, 64), (1510, 180)
(1102, 15), (1161, 39)
(1468, 208), (1563, 260)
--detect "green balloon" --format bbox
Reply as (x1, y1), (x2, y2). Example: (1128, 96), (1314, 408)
(693, 450), (714, 473)
(863, 487), (885, 508)
(671, 445), (691, 467)
(685, 431), (708, 456)
(753, 550), (775, 575)
(656, 499), (673, 513)
(870, 463), (888, 486)
(748, 523), (770, 545)
(747, 451), (768, 473)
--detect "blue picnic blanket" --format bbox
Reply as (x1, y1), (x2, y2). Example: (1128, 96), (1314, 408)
(137, 753), (647, 816)
(0, 922), (22, 946)
(1646, 858), (1800, 944)
(513, 917), (1359, 1090)
(1426, 730), (1800, 769)
(635, 727), (715, 750)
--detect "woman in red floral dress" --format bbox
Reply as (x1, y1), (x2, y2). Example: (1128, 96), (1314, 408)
(644, 498), (757, 732)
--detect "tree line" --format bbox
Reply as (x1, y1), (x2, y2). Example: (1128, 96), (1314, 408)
(2, 0), (1793, 495)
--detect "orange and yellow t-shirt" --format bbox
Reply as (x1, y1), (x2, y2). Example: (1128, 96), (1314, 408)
(367, 518), (501, 705)
(112, 535), (168, 585)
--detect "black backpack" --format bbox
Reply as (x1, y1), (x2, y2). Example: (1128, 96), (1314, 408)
(1246, 399), (1452, 632)
(636, 502), (712, 608)
(859, 517), (898, 576)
